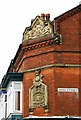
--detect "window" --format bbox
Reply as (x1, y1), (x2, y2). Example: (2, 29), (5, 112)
(14, 82), (22, 112)
(5, 102), (7, 118)
(7, 82), (22, 115)
(5, 95), (7, 102)
(8, 91), (12, 114)
(14, 83), (21, 90)
(15, 91), (20, 110)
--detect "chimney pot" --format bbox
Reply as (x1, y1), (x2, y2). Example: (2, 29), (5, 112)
(41, 13), (45, 21)
(46, 14), (50, 21)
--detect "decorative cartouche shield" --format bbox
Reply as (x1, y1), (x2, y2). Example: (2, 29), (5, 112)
(29, 70), (48, 113)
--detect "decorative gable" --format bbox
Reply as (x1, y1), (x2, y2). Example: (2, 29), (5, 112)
(23, 14), (53, 42)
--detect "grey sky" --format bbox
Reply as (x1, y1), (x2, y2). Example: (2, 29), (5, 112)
(0, 0), (80, 82)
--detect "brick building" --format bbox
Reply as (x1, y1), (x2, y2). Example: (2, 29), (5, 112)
(0, 4), (81, 119)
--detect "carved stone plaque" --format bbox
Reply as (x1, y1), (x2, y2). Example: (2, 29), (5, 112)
(29, 70), (48, 111)
(23, 15), (53, 41)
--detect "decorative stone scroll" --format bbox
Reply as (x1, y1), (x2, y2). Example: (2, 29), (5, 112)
(23, 14), (53, 41)
(29, 70), (48, 113)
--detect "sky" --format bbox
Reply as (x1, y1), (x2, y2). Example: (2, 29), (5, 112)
(0, 0), (80, 82)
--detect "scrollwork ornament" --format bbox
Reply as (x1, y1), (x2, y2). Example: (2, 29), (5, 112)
(29, 70), (48, 113)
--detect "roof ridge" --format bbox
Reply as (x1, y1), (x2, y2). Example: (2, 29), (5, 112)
(55, 4), (81, 21)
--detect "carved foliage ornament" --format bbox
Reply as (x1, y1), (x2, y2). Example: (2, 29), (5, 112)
(23, 15), (53, 41)
(29, 70), (48, 113)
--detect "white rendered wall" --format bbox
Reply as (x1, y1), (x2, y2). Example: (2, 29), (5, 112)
(0, 92), (7, 119)
(7, 82), (13, 117)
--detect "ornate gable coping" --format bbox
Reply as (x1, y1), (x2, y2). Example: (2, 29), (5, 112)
(31, 16), (41, 28)
(22, 14), (53, 42)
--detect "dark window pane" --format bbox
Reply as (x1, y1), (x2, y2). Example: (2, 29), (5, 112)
(15, 91), (20, 110)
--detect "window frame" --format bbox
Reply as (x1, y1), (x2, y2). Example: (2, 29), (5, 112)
(13, 82), (22, 112)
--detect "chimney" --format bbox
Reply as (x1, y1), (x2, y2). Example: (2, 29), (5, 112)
(46, 14), (50, 21)
(41, 13), (45, 21)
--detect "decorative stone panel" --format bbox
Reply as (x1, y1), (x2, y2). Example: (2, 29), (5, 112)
(29, 70), (48, 113)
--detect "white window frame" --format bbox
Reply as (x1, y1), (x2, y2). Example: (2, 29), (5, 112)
(0, 92), (7, 119)
(13, 82), (22, 113)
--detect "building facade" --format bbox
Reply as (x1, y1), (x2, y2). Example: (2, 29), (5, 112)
(0, 4), (81, 119)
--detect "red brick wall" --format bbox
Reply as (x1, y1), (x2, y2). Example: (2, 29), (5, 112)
(22, 67), (80, 117)
(55, 12), (81, 51)
(55, 67), (79, 116)
(16, 8), (81, 118)
(18, 50), (81, 72)
(22, 68), (56, 117)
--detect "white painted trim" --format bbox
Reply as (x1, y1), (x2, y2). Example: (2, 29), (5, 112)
(13, 82), (22, 113)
